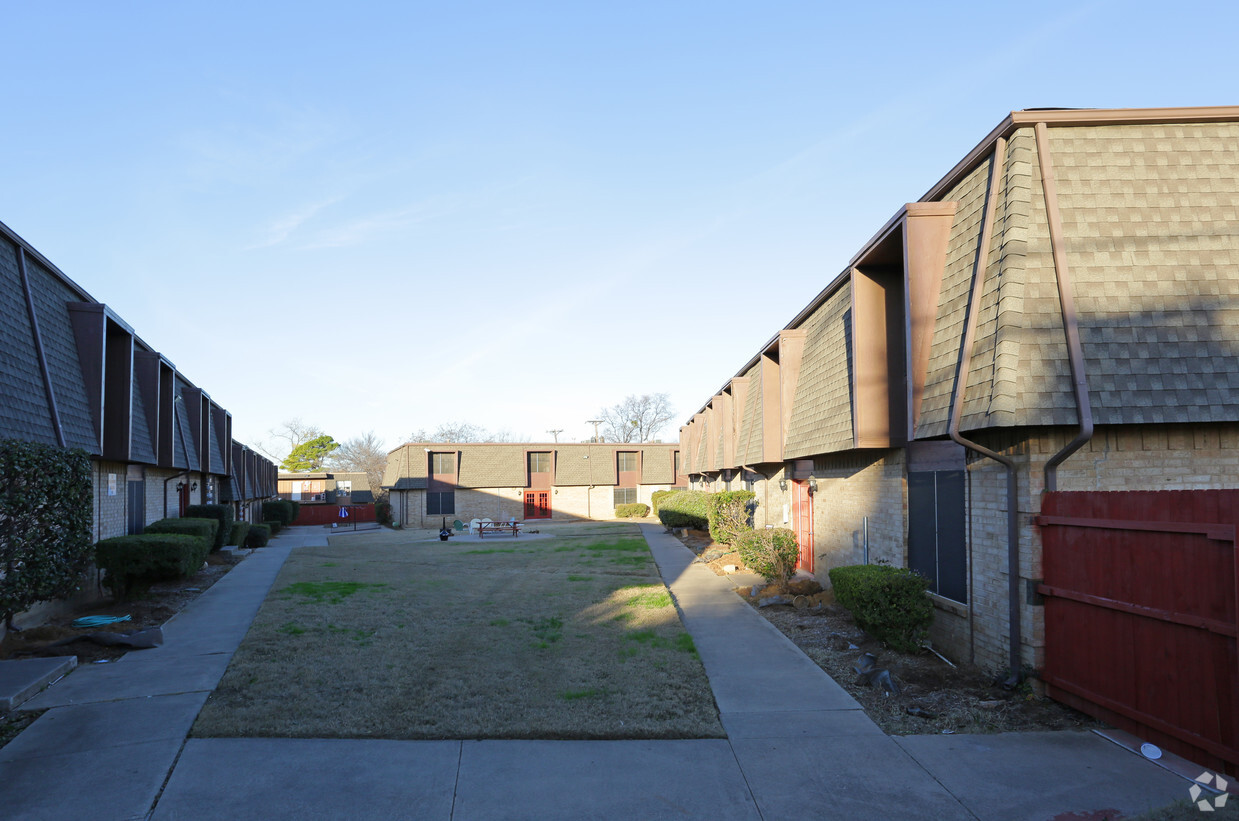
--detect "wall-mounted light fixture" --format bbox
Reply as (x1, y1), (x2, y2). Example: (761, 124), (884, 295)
(778, 478), (788, 491)
(807, 477), (818, 495)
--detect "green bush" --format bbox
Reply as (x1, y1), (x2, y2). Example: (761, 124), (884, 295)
(0, 441), (93, 628)
(264, 519), (282, 536)
(707, 490), (755, 544)
(184, 504), (233, 551)
(228, 521), (250, 547)
(144, 517), (217, 556)
(287, 500), (300, 524)
(246, 523), (271, 548)
(374, 500), (393, 526)
(650, 490), (676, 516)
(735, 528), (799, 584)
(615, 503), (650, 518)
(829, 565), (934, 653)
(262, 500), (295, 527)
(96, 533), (208, 600)
(656, 491), (711, 530)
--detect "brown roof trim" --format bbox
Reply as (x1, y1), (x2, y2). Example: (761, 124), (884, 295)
(686, 104), (1239, 425)
(922, 105), (1239, 203)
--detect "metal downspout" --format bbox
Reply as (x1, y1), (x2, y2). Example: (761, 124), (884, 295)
(947, 136), (1024, 686)
(1034, 122), (1094, 491)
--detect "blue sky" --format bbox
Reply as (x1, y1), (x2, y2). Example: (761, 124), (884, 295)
(2, 1), (1235, 455)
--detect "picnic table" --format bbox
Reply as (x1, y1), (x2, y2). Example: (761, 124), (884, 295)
(477, 520), (522, 538)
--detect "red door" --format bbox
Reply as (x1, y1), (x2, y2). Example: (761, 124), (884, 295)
(178, 482), (191, 517)
(524, 491), (551, 519)
(792, 480), (813, 572)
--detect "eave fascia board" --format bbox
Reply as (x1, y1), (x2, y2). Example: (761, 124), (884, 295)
(922, 105), (1239, 203)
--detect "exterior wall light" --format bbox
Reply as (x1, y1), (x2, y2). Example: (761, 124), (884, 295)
(778, 478), (788, 491)
(807, 477), (818, 495)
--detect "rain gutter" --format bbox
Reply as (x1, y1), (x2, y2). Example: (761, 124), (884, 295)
(947, 136), (1023, 686)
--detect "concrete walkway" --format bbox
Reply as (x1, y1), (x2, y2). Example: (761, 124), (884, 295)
(0, 525), (1191, 820)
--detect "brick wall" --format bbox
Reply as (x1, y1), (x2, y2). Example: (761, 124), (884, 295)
(395, 483), (677, 528)
(809, 450), (907, 579)
(93, 460), (128, 542)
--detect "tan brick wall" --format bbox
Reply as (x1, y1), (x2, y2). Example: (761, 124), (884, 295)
(395, 484), (676, 528)
(809, 450), (907, 580)
(93, 461), (128, 542)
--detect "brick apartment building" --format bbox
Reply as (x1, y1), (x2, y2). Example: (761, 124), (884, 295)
(382, 442), (686, 528)
(679, 106), (1239, 674)
(0, 220), (278, 631)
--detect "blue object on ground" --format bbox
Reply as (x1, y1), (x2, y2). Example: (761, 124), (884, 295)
(71, 615), (132, 628)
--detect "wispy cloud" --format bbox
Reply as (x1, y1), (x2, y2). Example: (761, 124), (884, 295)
(248, 196), (341, 249)
(300, 176), (535, 250)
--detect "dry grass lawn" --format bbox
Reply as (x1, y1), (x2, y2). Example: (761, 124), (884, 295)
(193, 523), (723, 740)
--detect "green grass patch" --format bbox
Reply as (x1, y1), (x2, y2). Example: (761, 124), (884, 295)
(280, 581), (386, 604)
(193, 524), (722, 741)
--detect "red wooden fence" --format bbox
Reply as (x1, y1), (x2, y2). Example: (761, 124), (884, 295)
(1037, 490), (1239, 772)
(290, 503), (376, 526)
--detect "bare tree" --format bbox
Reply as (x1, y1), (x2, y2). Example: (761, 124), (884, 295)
(597, 394), (675, 443)
(406, 423), (530, 443)
(329, 431), (388, 498)
(258, 418), (326, 463)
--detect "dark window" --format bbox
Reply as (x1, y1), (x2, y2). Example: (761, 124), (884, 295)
(614, 487), (637, 506)
(432, 453), (455, 475)
(617, 452), (638, 473)
(529, 452), (552, 473)
(427, 491), (455, 515)
(908, 470), (966, 603)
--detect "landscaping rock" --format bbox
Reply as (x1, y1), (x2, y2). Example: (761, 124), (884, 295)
(787, 578), (823, 596)
(701, 548), (727, 563)
(757, 595), (792, 608)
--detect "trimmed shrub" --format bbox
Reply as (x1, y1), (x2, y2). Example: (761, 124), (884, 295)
(734, 528), (799, 584)
(650, 490), (676, 516)
(0, 440), (93, 628)
(262, 500), (295, 527)
(707, 490), (756, 545)
(144, 517), (217, 557)
(287, 500), (300, 524)
(96, 533), (208, 600)
(264, 519), (282, 536)
(615, 503), (650, 519)
(828, 565), (934, 653)
(656, 491), (711, 530)
(184, 504), (233, 551)
(228, 521), (250, 547)
(246, 523), (271, 548)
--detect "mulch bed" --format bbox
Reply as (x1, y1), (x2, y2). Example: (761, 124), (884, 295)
(1, 552), (243, 665)
(672, 529), (1100, 735)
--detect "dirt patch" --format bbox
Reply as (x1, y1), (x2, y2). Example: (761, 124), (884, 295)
(1, 552), (244, 665)
(670, 528), (1097, 735)
(753, 598), (1099, 735)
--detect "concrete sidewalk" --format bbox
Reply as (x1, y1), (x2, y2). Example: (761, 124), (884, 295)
(1, 524), (1192, 820)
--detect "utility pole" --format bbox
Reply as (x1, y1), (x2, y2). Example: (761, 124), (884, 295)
(545, 429), (563, 443)
(586, 419), (604, 444)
